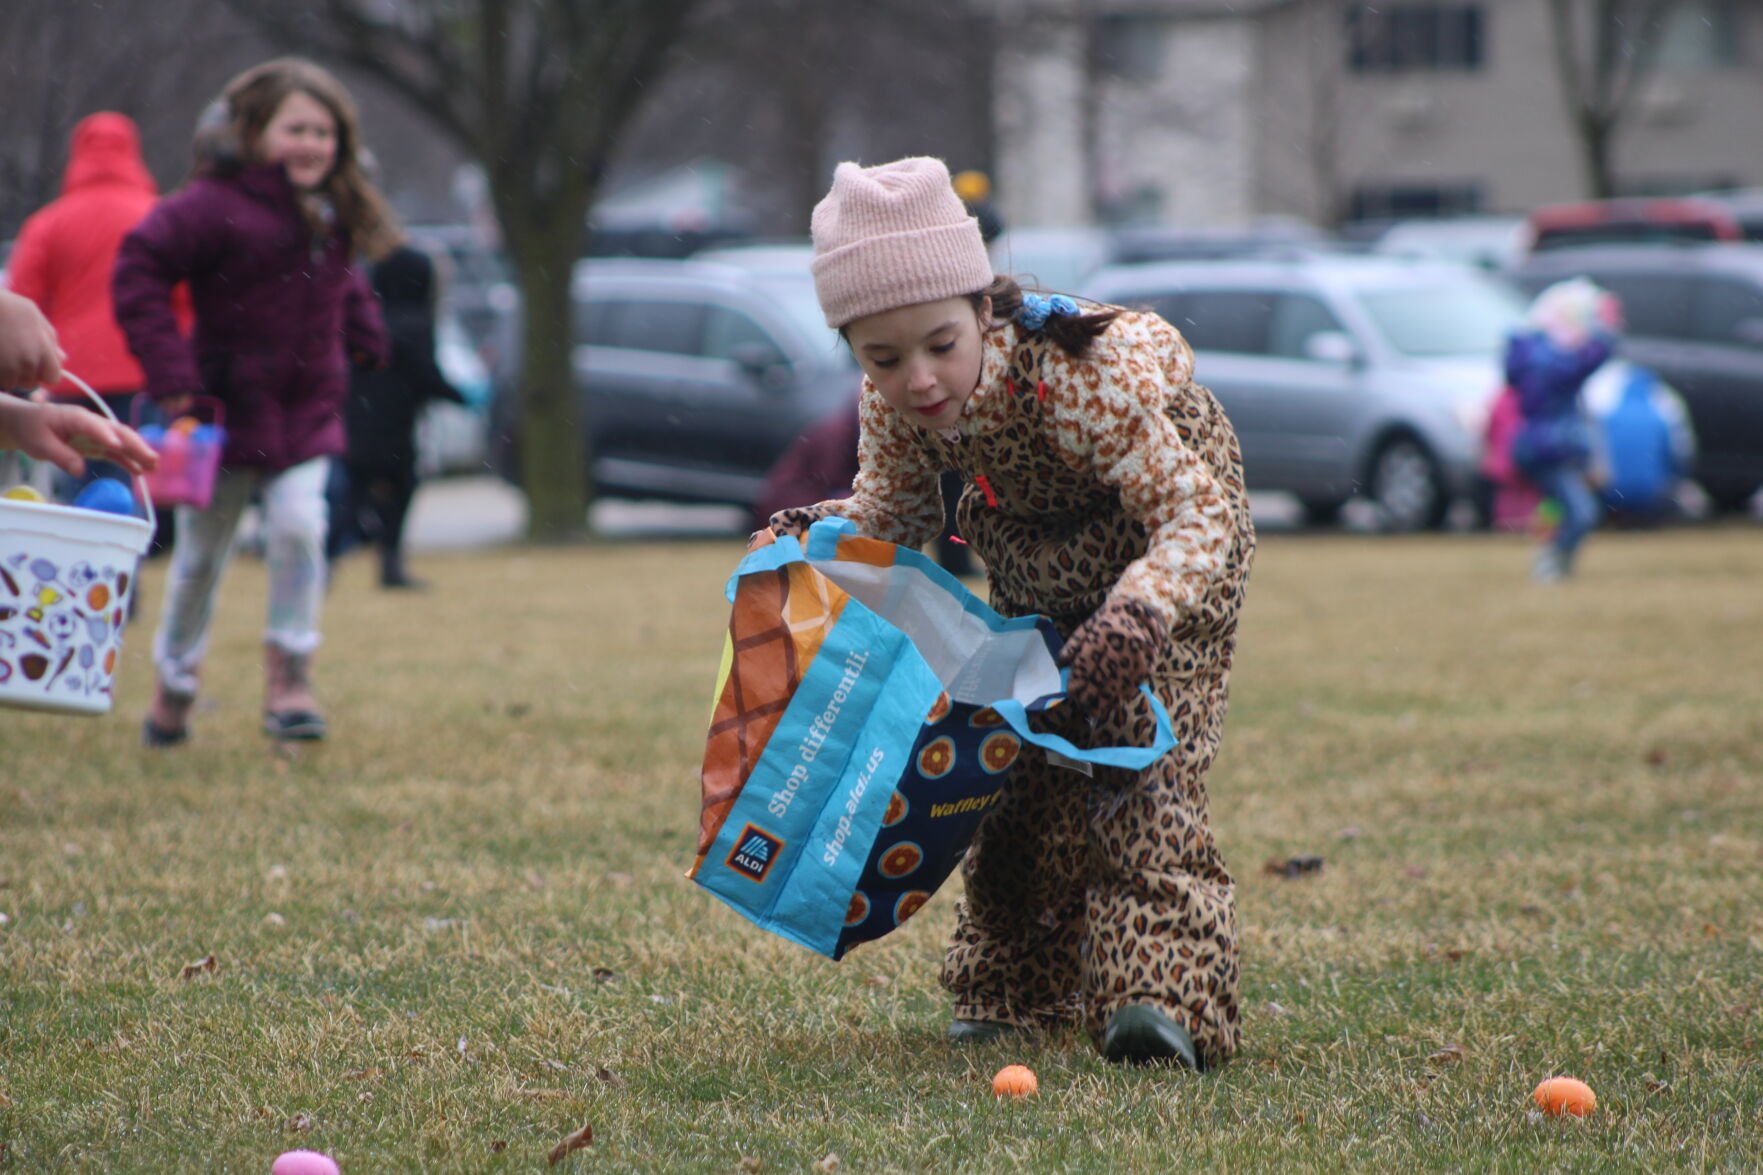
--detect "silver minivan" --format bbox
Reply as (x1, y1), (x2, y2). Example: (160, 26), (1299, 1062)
(1084, 256), (1524, 529)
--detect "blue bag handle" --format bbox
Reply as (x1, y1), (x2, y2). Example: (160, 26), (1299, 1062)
(988, 684), (1177, 771)
(731, 521), (1178, 769)
(725, 532), (806, 599)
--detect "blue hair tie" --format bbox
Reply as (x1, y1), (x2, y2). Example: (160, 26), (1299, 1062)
(1017, 293), (1080, 331)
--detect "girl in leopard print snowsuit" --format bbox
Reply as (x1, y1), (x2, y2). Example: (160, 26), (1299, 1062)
(772, 157), (1253, 1068)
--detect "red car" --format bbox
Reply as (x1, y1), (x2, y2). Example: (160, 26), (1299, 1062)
(1525, 197), (1742, 253)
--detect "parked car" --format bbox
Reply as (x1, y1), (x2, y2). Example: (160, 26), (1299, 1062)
(488, 257), (860, 513)
(1695, 188), (1763, 242)
(989, 223), (1340, 296)
(1373, 215), (1527, 272)
(1513, 243), (1763, 511)
(1084, 256), (1524, 529)
(692, 240), (816, 273)
(988, 226), (1113, 294)
(1523, 197), (1742, 254)
(1109, 220), (1338, 265)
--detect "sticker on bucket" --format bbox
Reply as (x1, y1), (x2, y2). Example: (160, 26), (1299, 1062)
(0, 374), (155, 716)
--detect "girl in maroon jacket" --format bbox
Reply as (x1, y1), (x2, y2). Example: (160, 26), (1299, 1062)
(115, 58), (396, 746)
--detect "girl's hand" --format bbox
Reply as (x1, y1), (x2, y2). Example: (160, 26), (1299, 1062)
(1058, 596), (1168, 718)
(767, 505), (825, 540)
(0, 291), (65, 389)
(0, 399), (159, 477)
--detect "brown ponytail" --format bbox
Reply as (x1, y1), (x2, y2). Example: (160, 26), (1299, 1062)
(971, 275), (1120, 359)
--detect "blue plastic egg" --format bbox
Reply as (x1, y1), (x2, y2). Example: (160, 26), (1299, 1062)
(72, 479), (139, 517)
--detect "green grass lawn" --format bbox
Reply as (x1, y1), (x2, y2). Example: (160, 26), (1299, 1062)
(3, 525), (1760, 1172)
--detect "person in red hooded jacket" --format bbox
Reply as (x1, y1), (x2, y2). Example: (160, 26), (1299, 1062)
(6, 113), (187, 543)
(8, 113), (190, 557)
(7, 113), (187, 421)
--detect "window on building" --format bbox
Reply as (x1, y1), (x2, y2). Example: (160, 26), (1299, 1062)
(1347, 4), (1485, 73)
(1350, 183), (1483, 221)
(1095, 15), (1165, 82)
(1097, 184), (1166, 227)
(1616, 175), (1743, 198)
(1656, 0), (1741, 69)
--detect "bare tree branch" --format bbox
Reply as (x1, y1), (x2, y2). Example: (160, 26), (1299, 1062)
(1545, 0), (1690, 197)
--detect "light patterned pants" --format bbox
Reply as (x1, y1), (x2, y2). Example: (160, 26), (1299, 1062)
(153, 456), (330, 696)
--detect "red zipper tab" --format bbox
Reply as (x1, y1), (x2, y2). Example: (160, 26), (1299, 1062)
(1036, 380), (1048, 402)
(974, 475), (999, 508)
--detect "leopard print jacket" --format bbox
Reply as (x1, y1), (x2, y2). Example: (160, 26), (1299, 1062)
(786, 310), (1248, 633)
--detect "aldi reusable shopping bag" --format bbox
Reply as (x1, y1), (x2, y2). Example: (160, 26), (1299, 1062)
(690, 517), (1174, 959)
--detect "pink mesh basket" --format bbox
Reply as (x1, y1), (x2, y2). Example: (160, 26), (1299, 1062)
(136, 396), (225, 510)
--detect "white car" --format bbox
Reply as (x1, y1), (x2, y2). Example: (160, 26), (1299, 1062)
(1085, 256), (1524, 529)
(1373, 216), (1527, 273)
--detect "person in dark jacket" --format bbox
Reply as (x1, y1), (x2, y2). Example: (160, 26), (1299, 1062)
(329, 243), (464, 589)
(114, 57), (397, 746)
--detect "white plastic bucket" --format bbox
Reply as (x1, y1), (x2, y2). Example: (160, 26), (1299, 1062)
(0, 376), (155, 715)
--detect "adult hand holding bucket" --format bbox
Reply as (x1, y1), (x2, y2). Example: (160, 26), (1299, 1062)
(0, 394), (158, 481)
(0, 373), (156, 715)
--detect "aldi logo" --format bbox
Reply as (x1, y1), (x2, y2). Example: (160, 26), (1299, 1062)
(726, 823), (783, 883)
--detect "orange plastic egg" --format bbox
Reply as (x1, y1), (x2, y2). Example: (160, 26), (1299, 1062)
(1533, 1076), (1596, 1116)
(992, 1064), (1037, 1099)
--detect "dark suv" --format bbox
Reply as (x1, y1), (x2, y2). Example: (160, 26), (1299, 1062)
(1513, 244), (1763, 510)
(489, 257), (859, 513)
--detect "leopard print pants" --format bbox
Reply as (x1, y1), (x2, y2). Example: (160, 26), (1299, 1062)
(939, 605), (1245, 1066)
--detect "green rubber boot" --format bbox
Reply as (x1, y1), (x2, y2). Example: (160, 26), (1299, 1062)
(1100, 1005), (1198, 1069)
(947, 1018), (1021, 1045)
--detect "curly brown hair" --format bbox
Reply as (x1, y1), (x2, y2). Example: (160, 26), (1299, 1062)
(196, 57), (402, 261)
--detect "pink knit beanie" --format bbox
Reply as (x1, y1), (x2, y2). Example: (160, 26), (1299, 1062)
(810, 156), (995, 328)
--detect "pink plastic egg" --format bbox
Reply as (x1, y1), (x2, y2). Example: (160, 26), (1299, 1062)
(271, 1151), (340, 1175)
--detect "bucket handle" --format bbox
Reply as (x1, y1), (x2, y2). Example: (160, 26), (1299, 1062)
(60, 372), (158, 536)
